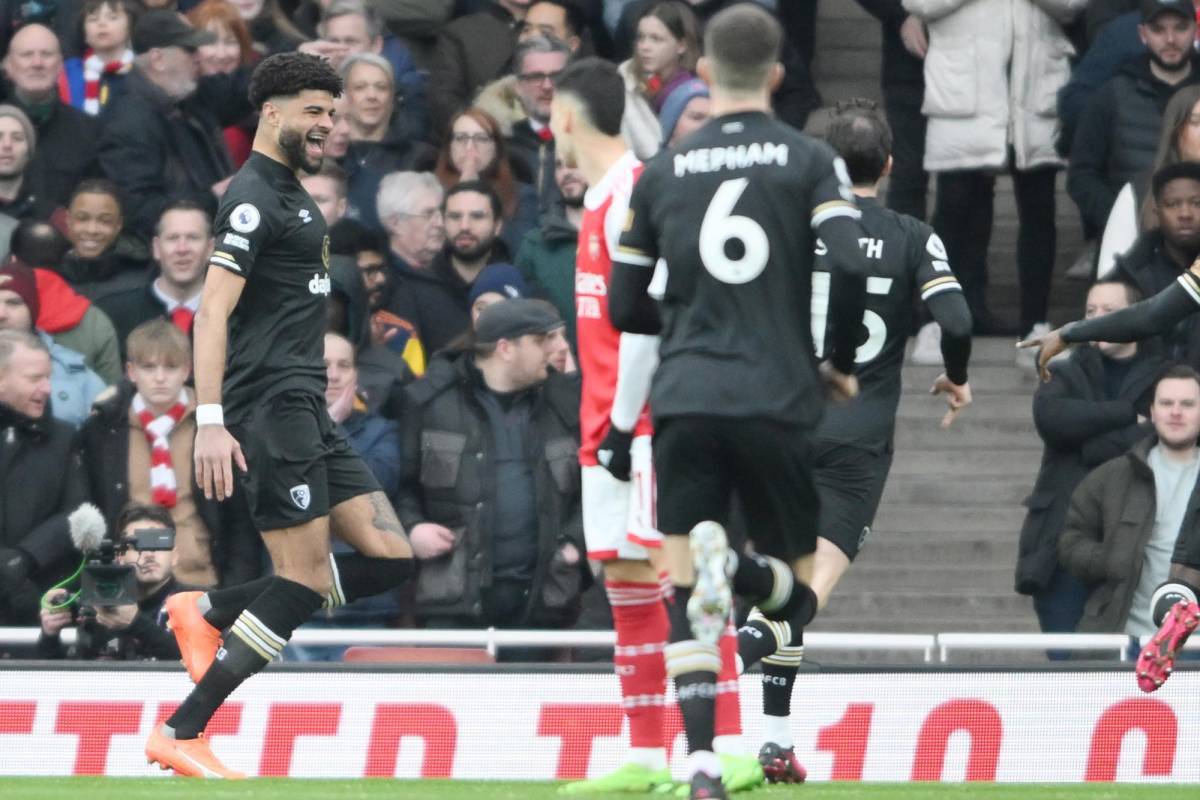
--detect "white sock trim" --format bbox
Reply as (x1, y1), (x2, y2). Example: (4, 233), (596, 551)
(1151, 581), (1198, 620)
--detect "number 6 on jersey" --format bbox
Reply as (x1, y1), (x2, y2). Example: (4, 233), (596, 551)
(699, 178), (770, 284)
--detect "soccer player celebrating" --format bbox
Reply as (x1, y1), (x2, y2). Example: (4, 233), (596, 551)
(550, 57), (760, 795)
(738, 100), (973, 781)
(145, 52), (414, 778)
(610, 6), (872, 798)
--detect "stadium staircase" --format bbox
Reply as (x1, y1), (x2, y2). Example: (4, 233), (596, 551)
(805, 3), (1092, 654)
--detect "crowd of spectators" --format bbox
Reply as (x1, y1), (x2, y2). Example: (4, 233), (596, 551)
(5, 0), (1200, 662)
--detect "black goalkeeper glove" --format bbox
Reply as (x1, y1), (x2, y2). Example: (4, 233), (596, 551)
(596, 425), (634, 482)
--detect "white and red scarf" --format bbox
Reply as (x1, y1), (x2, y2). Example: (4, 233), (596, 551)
(82, 48), (133, 116)
(133, 389), (188, 508)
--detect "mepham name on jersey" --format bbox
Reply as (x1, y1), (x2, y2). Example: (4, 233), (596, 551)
(673, 142), (789, 177)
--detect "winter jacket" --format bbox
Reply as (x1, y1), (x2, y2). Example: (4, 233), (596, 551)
(397, 355), (586, 625)
(384, 241), (511, 356)
(1067, 54), (1200, 233)
(1016, 343), (1162, 595)
(1056, 12), (1142, 157)
(1112, 230), (1200, 365)
(0, 400), (86, 625)
(342, 122), (438, 231)
(98, 68), (251, 238)
(428, 3), (519, 136)
(341, 404), (402, 499)
(515, 208), (578, 347)
(35, 268), (122, 385)
(1084, 0), (1138, 45)
(1059, 435), (1200, 633)
(78, 380), (262, 588)
(54, 241), (151, 303)
(903, 0), (1085, 172)
(40, 331), (106, 430)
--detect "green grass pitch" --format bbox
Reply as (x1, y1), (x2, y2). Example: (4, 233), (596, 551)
(0, 779), (1186, 800)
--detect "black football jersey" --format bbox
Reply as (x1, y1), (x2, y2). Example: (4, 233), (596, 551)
(209, 153), (332, 423)
(814, 196), (963, 445)
(615, 111), (859, 427)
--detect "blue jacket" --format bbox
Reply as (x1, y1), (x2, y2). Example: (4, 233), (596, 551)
(1057, 12), (1144, 157)
(39, 331), (106, 430)
(340, 407), (401, 500)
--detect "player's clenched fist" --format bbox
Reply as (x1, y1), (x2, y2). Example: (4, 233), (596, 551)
(596, 424), (634, 482)
(194, 425), (247, 501)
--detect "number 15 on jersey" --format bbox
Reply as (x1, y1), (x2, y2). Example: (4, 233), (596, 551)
(810, 272), (893, 364)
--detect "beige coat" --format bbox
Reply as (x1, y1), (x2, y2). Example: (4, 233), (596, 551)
(903, 0), (1086, 172)
(618, 59), (663, 160)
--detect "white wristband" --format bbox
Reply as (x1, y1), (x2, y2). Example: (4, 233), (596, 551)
(195, 404), (224, 427)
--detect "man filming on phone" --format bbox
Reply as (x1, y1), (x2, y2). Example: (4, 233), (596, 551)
(38, 503), (190, 660)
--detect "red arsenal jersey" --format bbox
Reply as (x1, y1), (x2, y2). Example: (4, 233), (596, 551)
(575, 150), (652, 465)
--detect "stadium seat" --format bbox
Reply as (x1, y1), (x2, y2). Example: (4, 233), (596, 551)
(342, 646), (496, 664)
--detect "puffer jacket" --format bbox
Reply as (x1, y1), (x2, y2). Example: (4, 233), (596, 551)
(903, 0), (1086, 171)
(397, 355), (587, 626)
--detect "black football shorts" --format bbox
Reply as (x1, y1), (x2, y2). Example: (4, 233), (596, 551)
(811, 439), (893, 562)
(654, 414), (819, 563)
(231, 389), (380, 531)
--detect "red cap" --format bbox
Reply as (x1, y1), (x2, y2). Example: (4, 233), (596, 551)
(0, 260), (40, 323)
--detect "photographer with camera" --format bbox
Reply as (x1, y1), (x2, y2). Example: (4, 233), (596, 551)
(38, 503), (188, 660)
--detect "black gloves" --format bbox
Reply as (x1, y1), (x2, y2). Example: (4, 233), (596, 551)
(596, 425), (634, 482)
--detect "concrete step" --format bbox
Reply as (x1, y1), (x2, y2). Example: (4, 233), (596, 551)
(875, 503), (1027, 533)
(897, 393), (1034, 421)
(880, 475), (1032, 506)
(842, 562), (1016, 591)
(887, 448), (1038, 477)
(820, 589), (1035, 618)
(859, 533), (1022, 563)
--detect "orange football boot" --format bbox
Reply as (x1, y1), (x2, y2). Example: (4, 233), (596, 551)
(145, 727), (245, 779)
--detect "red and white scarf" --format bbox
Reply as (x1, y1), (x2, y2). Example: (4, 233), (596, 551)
(82, 48), (133, 116)
(133, 389), (188, 508)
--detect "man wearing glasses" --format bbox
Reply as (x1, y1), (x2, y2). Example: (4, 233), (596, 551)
(508, 35), (572, 207)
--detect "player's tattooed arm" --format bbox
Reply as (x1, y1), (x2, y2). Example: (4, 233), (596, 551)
(368, 491), (411, 545)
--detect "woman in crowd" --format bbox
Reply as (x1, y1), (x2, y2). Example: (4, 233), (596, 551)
(59, 0), (138, 116)
(618, 0), (700, 159)
(434, 107), (538, 254)
(188, 0), (258, 166)
(338, 53), (436, 230)
(1098, 85), (1200, 278)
